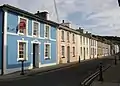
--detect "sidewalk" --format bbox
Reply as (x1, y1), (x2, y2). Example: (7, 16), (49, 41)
(91, 59), (120, 86)
(0, 62), (79, 81)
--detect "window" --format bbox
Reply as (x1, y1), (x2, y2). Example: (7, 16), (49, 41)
(86, 38), (88, 44)
(72, 34), (75, 43)
(83, 37), (85, 44)
(95, 49), (96, 55)
(67, 32), (69, 42)
(87, 48), (88, 56)
(17, 41), (28, 61)
(80, 36), (82, 44)
(45, 24), (50, 38)
(91, 48), (92, 55)
(61, 30), (64, 41)
(73, 47), (75, 57)
(81, 47), (82, 55)
(61, 46), (65, 57)
(44, 44), (50, 60)
(33, 21), (39, 37)
(18, 17), (27, 35)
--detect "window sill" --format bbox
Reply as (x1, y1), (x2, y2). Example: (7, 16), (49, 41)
(73, 42), (75, 44)
(45, 57), (50, 60)
(33, 35), (39, 38)
(73, 55), (75, 57)
(17, 58), (26, 62)
(61, 40), (65, 42)
(45, 37), (50, 39)
(62, 56), (65, 58)
(67, 41), (70, 43)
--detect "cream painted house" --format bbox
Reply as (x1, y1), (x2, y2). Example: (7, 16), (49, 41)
(76, 29), (91, 60)
(57, 21), (79, 64)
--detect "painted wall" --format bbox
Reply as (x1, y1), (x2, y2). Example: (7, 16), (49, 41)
(58, 28), (78, 64)
(6, 11), (57, 73)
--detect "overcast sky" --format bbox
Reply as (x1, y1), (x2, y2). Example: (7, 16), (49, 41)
(0, 0), (120, 36)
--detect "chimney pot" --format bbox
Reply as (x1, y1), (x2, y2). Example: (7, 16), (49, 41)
(62, 20), (64, 23)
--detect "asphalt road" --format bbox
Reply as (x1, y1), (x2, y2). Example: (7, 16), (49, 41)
(0, 57), (115, 86)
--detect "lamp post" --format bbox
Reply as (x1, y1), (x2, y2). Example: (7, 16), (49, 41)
(18, 59), (26, 75)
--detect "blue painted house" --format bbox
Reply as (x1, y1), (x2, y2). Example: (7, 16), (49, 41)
(0, 4), (58, 75)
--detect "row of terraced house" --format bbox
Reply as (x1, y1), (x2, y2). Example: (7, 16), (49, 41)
(0, 4), (119, 75)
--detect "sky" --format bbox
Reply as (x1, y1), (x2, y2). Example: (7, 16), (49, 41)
(0, 0), (120, 36)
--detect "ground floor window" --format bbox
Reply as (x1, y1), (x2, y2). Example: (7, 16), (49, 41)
(73, 47), (75, 57)
(80, 47), (82, 55)
(44, 43), (51, 60)
(61, 46), (65, 57)
(17, 40), (28, 61)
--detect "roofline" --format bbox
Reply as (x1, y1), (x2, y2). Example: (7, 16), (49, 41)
(0, 4), (59, 27)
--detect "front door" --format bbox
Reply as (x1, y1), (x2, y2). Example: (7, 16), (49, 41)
(33, 43), (39, 68)
(67, 46), (70, 63)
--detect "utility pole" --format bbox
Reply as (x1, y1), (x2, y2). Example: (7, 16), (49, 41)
(118, 0), (120, 6)
(53, 0), (60, 23)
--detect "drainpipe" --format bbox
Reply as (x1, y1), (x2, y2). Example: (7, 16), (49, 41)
(1, 9), (5, 75)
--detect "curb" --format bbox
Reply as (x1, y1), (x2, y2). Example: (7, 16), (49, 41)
(81, 64), (112, 86)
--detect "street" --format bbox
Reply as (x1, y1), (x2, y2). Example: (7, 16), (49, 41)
(0, 57), (114, 86)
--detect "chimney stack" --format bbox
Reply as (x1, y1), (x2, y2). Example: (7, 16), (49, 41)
(61, 20), (71, 28)
(35, 11), (49, 20)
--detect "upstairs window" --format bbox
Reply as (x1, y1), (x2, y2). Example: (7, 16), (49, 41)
(18, 17), (27, 35)
(80, 36), (82, 44)
(33, 21), (39, 37)
(86, 38), (88, 44)
(61, 30), (64, 42)
(83, 37), (85, 44)
(67, 32), (70, 42)
(72, 34), (75, 43)
(45, 24), (50, 39)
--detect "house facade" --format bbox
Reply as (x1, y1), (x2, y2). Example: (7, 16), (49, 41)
(57, 22), (79, 63)
(0, 4), (58, 74)
(89, 37), (97, 59)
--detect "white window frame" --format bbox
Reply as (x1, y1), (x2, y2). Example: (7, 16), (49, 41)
(61, 30), (64, 41)
(17, 40), (28, 61)
(32, 20), (40, 37)
(73, 47), (75, 57)
(44, 43), (51, 60)
(61, 45), (65, 57)
(72, 33), (75, 43)
(67, 31), (69, 42)
(18, 16), (28, 36)
(44, 24), (51, 39)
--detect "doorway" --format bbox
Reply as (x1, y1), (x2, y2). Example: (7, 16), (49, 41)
(33, 43), (39, 68)
(84, 47), (85, 60)
(67, 46), (70, 63)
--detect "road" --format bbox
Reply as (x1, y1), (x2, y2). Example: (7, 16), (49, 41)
(0, 57), (114, 86)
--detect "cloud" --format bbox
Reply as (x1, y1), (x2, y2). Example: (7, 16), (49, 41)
(0, 0), (120, 36)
